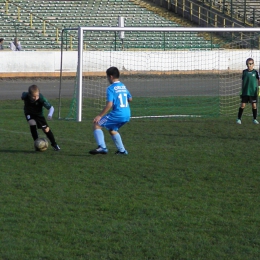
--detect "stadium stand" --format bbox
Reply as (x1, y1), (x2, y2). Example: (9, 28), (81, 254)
(0, 0), (221, 50)
(195, 0), (260, 26)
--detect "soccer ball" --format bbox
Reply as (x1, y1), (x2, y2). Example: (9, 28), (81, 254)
(34, 138), (49, 152)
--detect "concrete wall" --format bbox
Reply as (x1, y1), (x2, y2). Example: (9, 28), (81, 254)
(0, 51), (77, 77)
(1, 50), (260, 77)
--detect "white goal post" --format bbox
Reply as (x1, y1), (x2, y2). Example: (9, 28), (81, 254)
(60, 26), (260, 122)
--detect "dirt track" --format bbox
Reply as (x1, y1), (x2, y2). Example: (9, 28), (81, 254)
(0, 75), (219, 100)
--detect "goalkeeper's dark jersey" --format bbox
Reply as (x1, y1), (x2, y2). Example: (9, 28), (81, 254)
(21, 92), (52, 116)
(242, 69), (260, 96)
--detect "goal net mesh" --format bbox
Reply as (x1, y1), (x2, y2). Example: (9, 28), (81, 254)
(59, 29), (260, 121)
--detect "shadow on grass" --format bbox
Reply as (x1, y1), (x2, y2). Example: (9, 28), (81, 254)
(0, 150), (36, 154)
(0, 149), (96, 156)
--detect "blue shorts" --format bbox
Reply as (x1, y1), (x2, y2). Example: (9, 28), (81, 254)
(98, 115), (128, 131)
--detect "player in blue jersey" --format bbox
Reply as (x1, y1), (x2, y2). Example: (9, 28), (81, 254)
(237, 58), (260, 124)
(89, 67), (132, 155)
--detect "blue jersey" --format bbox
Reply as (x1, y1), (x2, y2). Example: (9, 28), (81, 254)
(106, 81), (132, 121)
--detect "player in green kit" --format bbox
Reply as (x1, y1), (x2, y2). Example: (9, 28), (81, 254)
(21, 85), (61, 151)
(236, 58), (260, 124)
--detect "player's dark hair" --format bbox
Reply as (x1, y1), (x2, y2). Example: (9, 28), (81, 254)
(28, 85), (39, 95)
(246, 58), (254, 65)
(106, 67), (120, 79)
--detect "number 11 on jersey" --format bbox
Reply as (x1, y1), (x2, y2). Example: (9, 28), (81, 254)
(118, 93), (129, 108)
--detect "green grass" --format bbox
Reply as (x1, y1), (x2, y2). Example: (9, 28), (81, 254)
(1, 99), (260, 260)
(66, 96), (221, 120)
(67, 96), (245, 120)
(131, 97), (220, 117)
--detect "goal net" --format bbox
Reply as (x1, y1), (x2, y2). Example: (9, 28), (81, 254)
(58, 27), (260, 122)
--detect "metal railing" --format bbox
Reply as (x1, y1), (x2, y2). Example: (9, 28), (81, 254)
(146, 0), (260, 48)
(149, 0), (260, 27)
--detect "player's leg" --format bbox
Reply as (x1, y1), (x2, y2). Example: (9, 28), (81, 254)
(89, 118), (108, 155)
(93, 124), (107, 149)
(27, 119), (39, 141)
(41, 126), (60, 151)
(109, 122), (128, 155)
(237, 99), (246, 124)
(38, 117), (60, 151)
(251, 97), (259, 124)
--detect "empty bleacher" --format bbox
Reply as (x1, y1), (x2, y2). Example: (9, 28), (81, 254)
(202, 0), (260, 26)
(0, 0), (220, 50)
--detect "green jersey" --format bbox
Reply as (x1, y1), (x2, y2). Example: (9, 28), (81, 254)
(241, 69), (259, 96)
(21, 92), (52, 116)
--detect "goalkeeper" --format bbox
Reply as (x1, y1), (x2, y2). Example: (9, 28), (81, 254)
(21, 85), (60, 151)
(89, 66), (132, 155)
(236, 58), (260, 124)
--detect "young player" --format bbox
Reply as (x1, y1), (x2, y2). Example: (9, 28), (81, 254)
(237, 58), (260, 124)
(89, 66), (132, 155)
(21, 85), (61, 151)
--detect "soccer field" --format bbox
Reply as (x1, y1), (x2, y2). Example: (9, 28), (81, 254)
(0, 97), (260, 259)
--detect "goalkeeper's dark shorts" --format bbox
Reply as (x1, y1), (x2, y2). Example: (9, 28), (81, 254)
(241, 95), (257, 103)
(25, 114), (49, 129)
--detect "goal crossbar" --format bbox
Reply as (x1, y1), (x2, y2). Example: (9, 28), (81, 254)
(78, 27), (260, 32)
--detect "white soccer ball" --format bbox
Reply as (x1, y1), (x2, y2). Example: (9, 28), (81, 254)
(34, 138), (49, 152)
